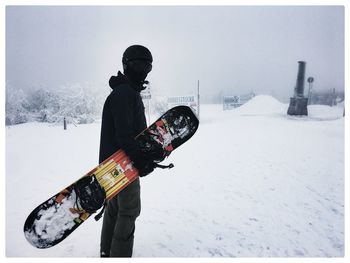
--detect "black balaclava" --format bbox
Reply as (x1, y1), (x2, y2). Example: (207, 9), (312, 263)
(122, 45), (153, 86)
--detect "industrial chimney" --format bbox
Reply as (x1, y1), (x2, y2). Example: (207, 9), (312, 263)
(287, 61), (308, 116)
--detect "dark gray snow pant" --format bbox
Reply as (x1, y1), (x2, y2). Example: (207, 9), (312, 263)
(100, 178), (141, 257)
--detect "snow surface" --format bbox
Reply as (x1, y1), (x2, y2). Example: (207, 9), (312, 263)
(6, 95), (344, 257)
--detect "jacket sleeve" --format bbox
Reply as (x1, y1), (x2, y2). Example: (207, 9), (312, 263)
(108, 86), (141, 158)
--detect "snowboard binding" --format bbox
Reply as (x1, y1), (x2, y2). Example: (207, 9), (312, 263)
(73, 175), (106, 214)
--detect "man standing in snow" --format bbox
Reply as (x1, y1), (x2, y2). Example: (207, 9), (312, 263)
(99, 45), (155, 257)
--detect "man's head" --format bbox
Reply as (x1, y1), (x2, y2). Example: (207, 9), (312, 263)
(122, 45), (153, 84)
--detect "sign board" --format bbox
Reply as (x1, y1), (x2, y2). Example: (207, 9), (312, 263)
(223, 96), (241, 110)
(167, 95), (198, 115)
(223, 93), (255, 110)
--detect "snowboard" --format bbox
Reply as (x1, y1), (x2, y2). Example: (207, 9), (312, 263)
(24, 106), (199, 249)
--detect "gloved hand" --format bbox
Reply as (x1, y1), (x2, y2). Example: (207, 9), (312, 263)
(130, 153), (155, 177)
(121, 139), (155, 177)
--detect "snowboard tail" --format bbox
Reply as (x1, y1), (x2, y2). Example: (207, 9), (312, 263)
(24, 106), (199, 249)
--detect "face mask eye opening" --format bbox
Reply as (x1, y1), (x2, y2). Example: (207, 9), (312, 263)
(127, 60), (152, 73)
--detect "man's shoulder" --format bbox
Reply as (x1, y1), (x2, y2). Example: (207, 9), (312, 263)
(110, 83), (137, 97)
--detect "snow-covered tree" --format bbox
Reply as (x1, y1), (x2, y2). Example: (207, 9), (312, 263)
(6, 88), (29, 125)
(5, 83), (109, 125)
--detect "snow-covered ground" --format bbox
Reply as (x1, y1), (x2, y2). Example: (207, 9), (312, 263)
(6, 95), (344, 257)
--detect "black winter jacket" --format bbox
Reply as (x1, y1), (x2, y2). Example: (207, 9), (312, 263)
(99, 71), (147, 163)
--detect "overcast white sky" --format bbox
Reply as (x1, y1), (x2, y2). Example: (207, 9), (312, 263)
(6, 6), (344, 102)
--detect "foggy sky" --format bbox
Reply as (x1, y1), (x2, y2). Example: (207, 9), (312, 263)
(6, 6), (344, 102)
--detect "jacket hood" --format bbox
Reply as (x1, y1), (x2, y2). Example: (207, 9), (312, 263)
(109, 71), (146, 92)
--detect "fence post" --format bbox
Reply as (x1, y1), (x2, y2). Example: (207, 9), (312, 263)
(64, 117), (67, 130)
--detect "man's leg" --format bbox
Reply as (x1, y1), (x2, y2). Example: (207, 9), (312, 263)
(109, 178), (141, 257)
(100, 198), (119, 257)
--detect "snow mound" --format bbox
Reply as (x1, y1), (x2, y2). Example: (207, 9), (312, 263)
(236, 95), (287, 115)
(307, 105), (344, 120)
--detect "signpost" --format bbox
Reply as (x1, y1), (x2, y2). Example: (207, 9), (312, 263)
(307, 76), (314, 105)
(141, 86), (152, 124)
